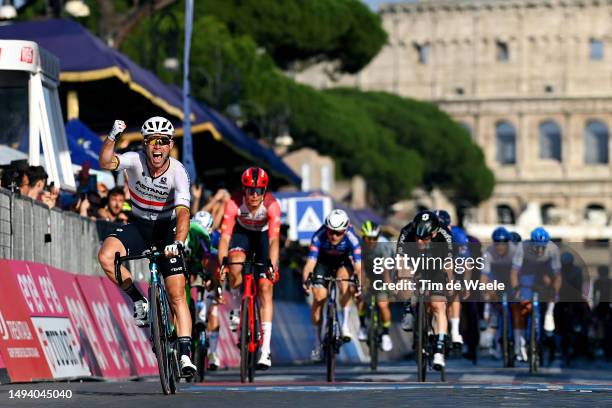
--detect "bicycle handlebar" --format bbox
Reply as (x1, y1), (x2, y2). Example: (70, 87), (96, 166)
(114, 244), (186, 286)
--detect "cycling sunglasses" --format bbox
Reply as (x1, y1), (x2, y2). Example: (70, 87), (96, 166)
(145, 136), (172, 146)
(244, 187), (265, 196)
(327, 228), (346, 237)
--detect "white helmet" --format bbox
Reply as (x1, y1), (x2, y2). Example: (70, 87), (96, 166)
(141, 116), (174, 137)
(193, 211), (214, 234)
(325, 209), (350, 231)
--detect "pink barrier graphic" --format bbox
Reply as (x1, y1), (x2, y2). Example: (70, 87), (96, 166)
(49, 267), (128, 378)
(75, 275), (135, 377)
(101, 279), (157, 376)
(215, 302), (240, 368)
(0, 260), (53, 381)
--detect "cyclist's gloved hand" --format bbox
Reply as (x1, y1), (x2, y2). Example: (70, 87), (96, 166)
(108, 119), (126, 141)
(272, 267), (280, 284)
(164, 240), (184, 257)
(353, 275), (362, 297)
(302, 273), (312, 293)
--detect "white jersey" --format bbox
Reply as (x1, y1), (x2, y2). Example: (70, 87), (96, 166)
(116, 151), (191, 221)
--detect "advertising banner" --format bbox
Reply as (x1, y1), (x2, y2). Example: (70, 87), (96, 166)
(7, 260), (91, 379)
(0, 259), (53, 382)
(75, 275), (134, 376)
(101, 278), (157, 376)
(49, 267), (129, 378)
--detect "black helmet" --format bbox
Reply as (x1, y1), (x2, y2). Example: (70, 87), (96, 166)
(413, 210), (439, 239)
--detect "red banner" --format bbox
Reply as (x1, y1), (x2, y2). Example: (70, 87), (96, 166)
(0, 260), (53, 382)
(48, 267), (129, 379)
(75, 275), (135, 376)
(9, 261), (91, 379)
(101, 279), (157, 376)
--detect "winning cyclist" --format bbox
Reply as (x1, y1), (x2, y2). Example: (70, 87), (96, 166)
(217, 167), (280, 370)
(397, 210), (454, 370)
(510, 227), (561, 361)
(97, 117), (196, 376)
(302, 209), (362, 361)
(357, 220), (393, 352)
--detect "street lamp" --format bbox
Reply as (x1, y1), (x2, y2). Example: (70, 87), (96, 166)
(0, 0), (16, 20)
(65, 0), (90, 18)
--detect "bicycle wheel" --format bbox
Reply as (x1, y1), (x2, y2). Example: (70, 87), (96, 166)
(369, 308), (379, 371)
(502, 304), (509, 368)
(416, 296), (426, 382)
(325, 303), (337, 382)
(193, 332), (207, 382)
(529, 306), (539, 373)
(151, 285), (172, 395)
(240, 298), (250, 383)
(248, 301), (260, 383)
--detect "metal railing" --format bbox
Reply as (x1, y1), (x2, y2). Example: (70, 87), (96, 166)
(0, 187), (148, 278)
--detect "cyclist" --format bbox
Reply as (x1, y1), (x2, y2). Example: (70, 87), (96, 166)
(510, 227), (561, 361)
(97, 117), (196, 376)
(481, 227), (518, 359)
(217, 167), (280, 370)
(357, 220), (393, 352)
(397, 210), (454, 370)
(449, 226), (472, 348)
(302, 209), (362, 361)
(185, 210), (222, 370)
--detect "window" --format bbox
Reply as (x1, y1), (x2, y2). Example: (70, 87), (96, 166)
(590, 39), (604, 60)
(0, 71), (29, 148)
(585, 204), (607, 226)
(541, 203), (557, 225)
(320, 164), (330, 193)
(584, 120), (609, 164)
(496, 121), (516, 165)
(539, 120), (562, 161)
(301, 163), (311, 191)
(414, 42), (429, 64)
(496, 204), (516, 225)
(496, 40), (509, 62)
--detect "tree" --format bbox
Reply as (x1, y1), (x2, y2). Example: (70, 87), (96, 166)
(202, 0), (387, 73)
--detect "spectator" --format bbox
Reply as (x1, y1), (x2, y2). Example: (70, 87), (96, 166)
(97, 186), (128, 224)
(26, 165), (58, 208)
(0, 159), (30, 194)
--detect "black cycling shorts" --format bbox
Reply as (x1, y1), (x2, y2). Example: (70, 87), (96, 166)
(312, 257), (354, 288)
(106, 218), (185, 279)
(229, 223), (269, 279)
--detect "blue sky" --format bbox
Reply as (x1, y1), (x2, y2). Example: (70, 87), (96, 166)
(363, 0), (414, 11)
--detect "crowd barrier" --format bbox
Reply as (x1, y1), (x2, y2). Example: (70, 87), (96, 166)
(0, 188), (149, 279)
(0, 259), (385, 383)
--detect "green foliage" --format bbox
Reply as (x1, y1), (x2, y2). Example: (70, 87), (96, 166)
(325, 89), (495, 204)
(287, 84), (423, 209)
(202, 0), (387, 73)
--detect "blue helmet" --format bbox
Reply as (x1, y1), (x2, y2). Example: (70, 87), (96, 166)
(452, 226), (469, 245)
(530, 227), (550, 246)
(491, 226), (511, 243)
(510, 232), (522, 243)
(560, 252), (574, 265)
(435, 209), (451, 229)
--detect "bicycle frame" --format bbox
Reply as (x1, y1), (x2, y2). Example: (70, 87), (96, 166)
(221, 258), (269, 383)
(114, 247), (183, 394)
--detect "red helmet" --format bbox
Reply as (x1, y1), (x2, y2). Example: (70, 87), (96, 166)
(241, 167), (269, 189)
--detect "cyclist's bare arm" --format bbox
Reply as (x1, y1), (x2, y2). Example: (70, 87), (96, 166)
(217, 199), (236, 265)
(99, 120), (125, 170)
(175, 206), (190, 243)
(302, 258), (316, 283)
(267, 200), (281, 268)
(353, 261), (362, 283)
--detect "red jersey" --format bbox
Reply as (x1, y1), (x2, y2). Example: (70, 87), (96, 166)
(221, 192), (281, 241)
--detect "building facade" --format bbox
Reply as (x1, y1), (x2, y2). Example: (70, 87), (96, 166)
(296, 0), (612, 227)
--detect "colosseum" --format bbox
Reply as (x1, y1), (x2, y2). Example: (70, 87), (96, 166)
(297, 0), (612, 234)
